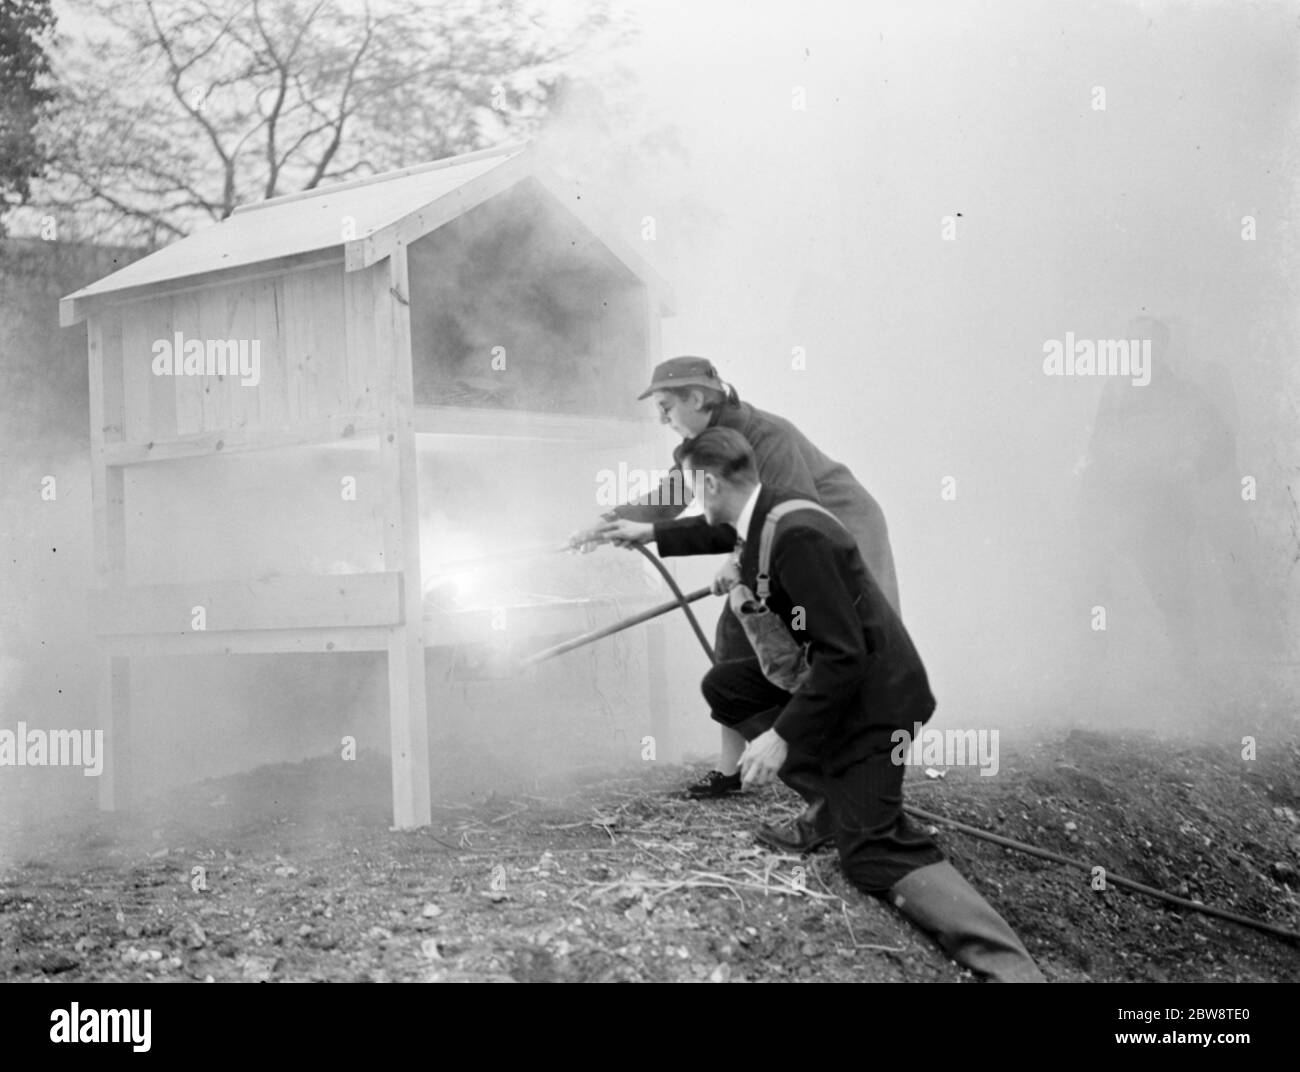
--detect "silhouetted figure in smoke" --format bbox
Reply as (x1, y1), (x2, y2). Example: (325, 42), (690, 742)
(1076, 315), (1262, 710)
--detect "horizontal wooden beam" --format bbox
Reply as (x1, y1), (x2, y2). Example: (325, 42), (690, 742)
(102, 626), (391, 656)
(61, 251), (345, 327)
(90, 572), (404, 635)
(413, 405), (654, 444)
(103, 414), (381, 466)
(98, 406), (653, 464)
(94, 589), (671, 650)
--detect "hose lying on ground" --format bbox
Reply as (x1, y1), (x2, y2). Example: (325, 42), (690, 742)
(904, 803), (1300, 945)
(644, 545), (1300, 947)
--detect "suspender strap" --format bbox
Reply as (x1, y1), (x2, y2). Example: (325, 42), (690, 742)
(754, 498), (845, 605)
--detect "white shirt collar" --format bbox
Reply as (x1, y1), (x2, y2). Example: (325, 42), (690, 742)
(734, 482), (762, 545)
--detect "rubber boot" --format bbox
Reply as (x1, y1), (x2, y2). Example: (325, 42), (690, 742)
(888, 861), (1045, 982)
(756, 750), (833, 854)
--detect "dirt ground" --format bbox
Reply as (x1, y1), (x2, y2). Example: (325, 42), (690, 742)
(2, 724), (1298, 983)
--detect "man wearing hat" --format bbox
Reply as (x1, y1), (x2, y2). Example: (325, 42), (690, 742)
(573, 356), (900, 852)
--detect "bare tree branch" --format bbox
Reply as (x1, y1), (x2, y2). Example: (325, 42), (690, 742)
(33, 0), (634, 243)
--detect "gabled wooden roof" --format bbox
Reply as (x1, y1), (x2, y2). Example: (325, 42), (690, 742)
(61, 143), (673, 325)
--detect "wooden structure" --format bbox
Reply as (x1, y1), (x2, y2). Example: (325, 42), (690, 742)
(62, 144), (674, 828)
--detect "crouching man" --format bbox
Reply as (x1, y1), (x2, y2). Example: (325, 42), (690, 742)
(668, 426), (1045, 983)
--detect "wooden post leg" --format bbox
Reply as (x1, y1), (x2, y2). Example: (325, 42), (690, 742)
(377, 246), (430, 830)
(387, 625), (431, 829)
(98, 654), (132, 812)
(89, 314), (130, 812)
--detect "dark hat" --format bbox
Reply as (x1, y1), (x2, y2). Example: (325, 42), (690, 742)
(637, 356), (725, 400)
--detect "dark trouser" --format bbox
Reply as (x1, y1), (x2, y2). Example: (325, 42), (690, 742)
(700, 656), (1045, 980)
(701, 656), (944, 891)
(700, 651), (785, 740)
(823, 728), (946, 892)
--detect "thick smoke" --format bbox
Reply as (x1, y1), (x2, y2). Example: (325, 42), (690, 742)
(535, 0), (1299, 749)
(2, 1), (1297, 849)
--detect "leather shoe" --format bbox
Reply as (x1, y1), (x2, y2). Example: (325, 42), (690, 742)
(685, 769), (742, 799)
(755, 800), (834, 853)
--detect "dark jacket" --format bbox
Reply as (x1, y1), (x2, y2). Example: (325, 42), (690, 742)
(611, 399), (900, 612)
(659, 485), (934, 772)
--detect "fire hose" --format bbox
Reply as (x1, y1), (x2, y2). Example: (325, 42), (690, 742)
(518, 544), (717, 668)
(628, 542), (716, 660)
(902, 804), (1300, 945)
(526, 543), (1300, 947)
(517, 538), (717, 668)
(517, 583), (712, 668)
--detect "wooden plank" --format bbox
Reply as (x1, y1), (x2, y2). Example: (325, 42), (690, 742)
(88, 572), (403, 634)
(87, 314), (132, 813)
(193, 283), (228, 433)
(212, 278), (259, 431)
(149, 301), (178, 441)
(385, 631), (428, 829)
(169, 289), (205, 435)
(283, 273), (316, 424)
(102, 413), (380, 466)
(310, 266), (349, 415)
(102, 626), (389, 656)
(280, 269), (312, 422)
(121, 298), (172, 442)
(64, 250), (345, 326)
(228, 275), (261, 431)
(413, 405), (653, 443)
(99, 592), (680, 648)
(295, 266), (328, 415)
(252, 272), (286, 426)
(98, 315), (127, 443)
(87, 316), (128, 575)
(119, 307), (149, 442)
(343, 263), (381, 414)
(378, 247), (431, 830)
(281, 264), (348, 420)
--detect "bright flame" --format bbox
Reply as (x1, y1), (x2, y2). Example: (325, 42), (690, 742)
(421, 512), (504, 603)
(442, 571), (478, 601)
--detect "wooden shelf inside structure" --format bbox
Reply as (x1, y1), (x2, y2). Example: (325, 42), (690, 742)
(99, 407), (657, 467)
(90, 582), (671, 658)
